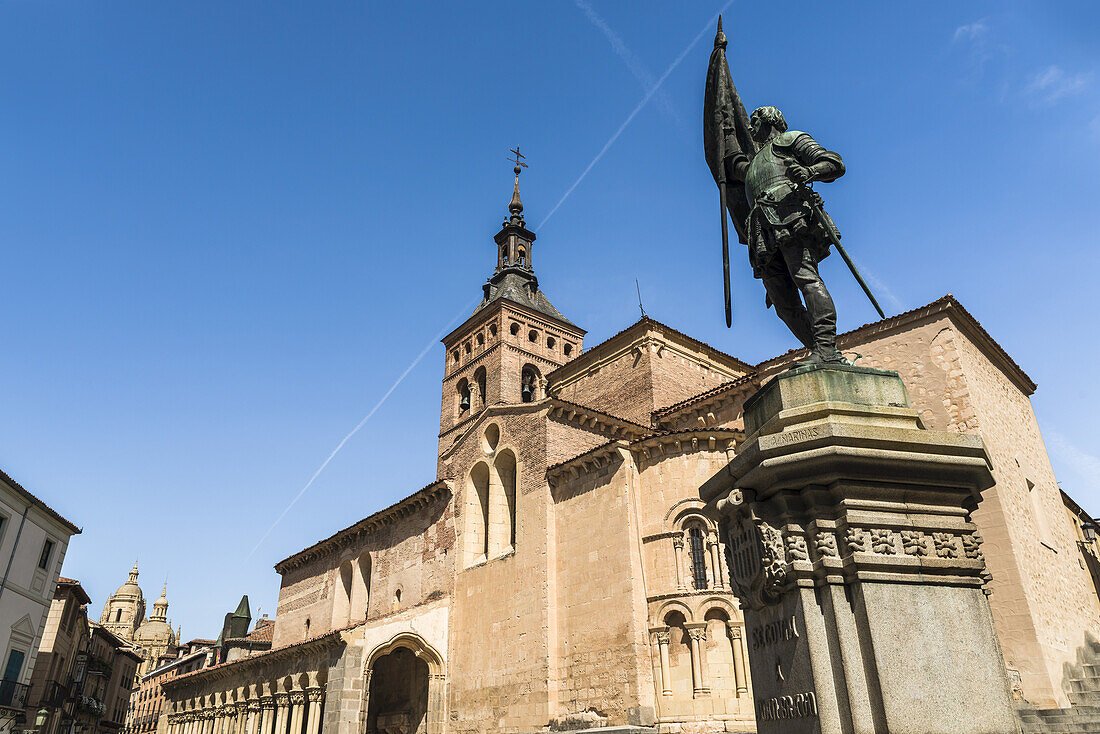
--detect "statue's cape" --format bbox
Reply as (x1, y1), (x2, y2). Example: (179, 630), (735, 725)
(703, 36), (756, 244)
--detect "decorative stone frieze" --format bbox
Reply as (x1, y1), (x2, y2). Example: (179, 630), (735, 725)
(704, 365), (1018, 733)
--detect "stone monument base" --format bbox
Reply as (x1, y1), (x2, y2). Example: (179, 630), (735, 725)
(703, 365), (1019, 734)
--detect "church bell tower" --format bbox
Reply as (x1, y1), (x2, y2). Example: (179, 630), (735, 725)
(438, 152), (585, 447)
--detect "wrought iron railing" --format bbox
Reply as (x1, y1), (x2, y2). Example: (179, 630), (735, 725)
(0, 679), (29, 709)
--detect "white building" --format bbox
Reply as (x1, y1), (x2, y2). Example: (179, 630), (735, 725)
(0, 468), (80, 732)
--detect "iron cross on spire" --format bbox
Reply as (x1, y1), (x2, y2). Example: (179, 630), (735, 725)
(508, 146), (528, 176)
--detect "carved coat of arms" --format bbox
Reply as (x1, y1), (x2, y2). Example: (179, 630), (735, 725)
(719, 488), (789, 609)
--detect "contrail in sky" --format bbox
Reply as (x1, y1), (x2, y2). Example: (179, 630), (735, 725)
(574, 0), (681, 128)
(247, 299), (478, 558)
(539, 0), (734, 230)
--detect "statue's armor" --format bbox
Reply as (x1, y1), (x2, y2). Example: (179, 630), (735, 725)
(740, 131), (843, 275)
(745, 139), (794, 204)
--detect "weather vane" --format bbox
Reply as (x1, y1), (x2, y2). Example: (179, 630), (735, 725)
(508, 146), (528, 176)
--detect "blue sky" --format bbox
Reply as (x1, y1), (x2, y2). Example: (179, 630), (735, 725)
(1, 1), (1097, 639)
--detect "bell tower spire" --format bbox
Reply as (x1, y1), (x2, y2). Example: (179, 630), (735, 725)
(496, 147), (534, 274)
(437, 147), (586, 445)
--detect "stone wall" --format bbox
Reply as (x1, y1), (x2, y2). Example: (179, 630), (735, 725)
(550, 321), (749, 426)
(549, 452), (654, 728)
(446, 411), (557, 734)
(272, 487), (455, 651)
(753, 304), (1100, 709)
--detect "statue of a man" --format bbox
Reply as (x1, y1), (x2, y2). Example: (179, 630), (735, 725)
(723, 106), (847, 365)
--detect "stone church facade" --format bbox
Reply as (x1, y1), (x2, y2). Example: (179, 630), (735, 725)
(158, 178), (1099, 734)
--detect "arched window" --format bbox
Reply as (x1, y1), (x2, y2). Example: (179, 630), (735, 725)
(332, 559), (353, 628)
(474, 367), (487, 409)
(547, 337), (556, 350)
(489, 323), (498, 338)
(350, 552), (371, 621)
(457, 378), (470, 415)
(115, 608), (122, 623)
(494, 450), (517, 553)
(517, 247), (527, 266)
(476, 332), (484, 347)
(466, 463), (491, 566)
(510, 323), (520, 336)
(501, 245), (509, 265)
(304, 618), (311, 638)
(564, 343), (574, 357)
(688, 526), (708, 590)
(521, 365), (540, 403)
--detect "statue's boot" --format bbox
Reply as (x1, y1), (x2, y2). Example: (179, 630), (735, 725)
(796, 267), (848, 366)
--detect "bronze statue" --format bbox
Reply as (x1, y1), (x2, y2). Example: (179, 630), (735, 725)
(704, 18), (884, 367)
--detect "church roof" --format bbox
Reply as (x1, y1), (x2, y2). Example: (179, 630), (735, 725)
(226, 619), (274, 646)
(474, 271), (575, 327)
(755, 294), (1037, 394)
(274, 480), (451, 574)
(547, 315), (756, 385)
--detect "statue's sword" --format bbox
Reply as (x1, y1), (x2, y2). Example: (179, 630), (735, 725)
(798, 184), (886, 320)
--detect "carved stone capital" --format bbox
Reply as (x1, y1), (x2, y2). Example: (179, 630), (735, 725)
(672, 535), (684, 549)
(305, 688), (323, 703)
(273, 693), (290, 707)
(653, 630), (671, 646)
(289, 691), (306, 705)
(685, 624), (707, 642)
(259, 696), (275, 710)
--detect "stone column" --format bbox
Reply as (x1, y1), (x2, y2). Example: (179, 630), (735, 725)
(651, 628), (672, 696)
(707, 532), (723, 589)
(288, 692), (305, 734)
(727, 623), (748, 697)
(223, 705), (238, 734)
(703, 364), (1019, 734)
(258, 697), (275, 734)
(303, 689), (323, 734)
(246, 702), (261, 734)
(238, 702), (250, 734)
(685, 623), (710, 697)
(426, 673), (446, 734)
(273, 694), (290, 734)
(671, 535), (686, 590)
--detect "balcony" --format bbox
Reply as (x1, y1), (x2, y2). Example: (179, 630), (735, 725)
(0, 679), (29, 709)
(35, 680), (70, 708)
(74, 695), (106, 718)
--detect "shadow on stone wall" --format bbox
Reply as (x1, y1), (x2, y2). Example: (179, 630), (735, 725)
(1018, 633), (1100, 733)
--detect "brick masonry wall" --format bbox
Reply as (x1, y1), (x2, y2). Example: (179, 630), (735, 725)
(552, 326), (748, 426)
(271, 491), (455, 651)
(446, 411), (557, 734)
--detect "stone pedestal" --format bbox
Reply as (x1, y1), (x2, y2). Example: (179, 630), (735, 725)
(701, 365), (1018, 734)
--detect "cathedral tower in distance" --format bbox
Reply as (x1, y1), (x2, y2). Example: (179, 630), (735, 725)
(438, 163), (585, 448)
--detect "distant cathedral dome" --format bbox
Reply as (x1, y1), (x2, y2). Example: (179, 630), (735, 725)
(114, 562), (145, 600)
(134, 585), (175, 644)
(100, 563), (146, 638)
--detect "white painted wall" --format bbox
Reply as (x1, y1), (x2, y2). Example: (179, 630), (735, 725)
(0, 476), (78, 699)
